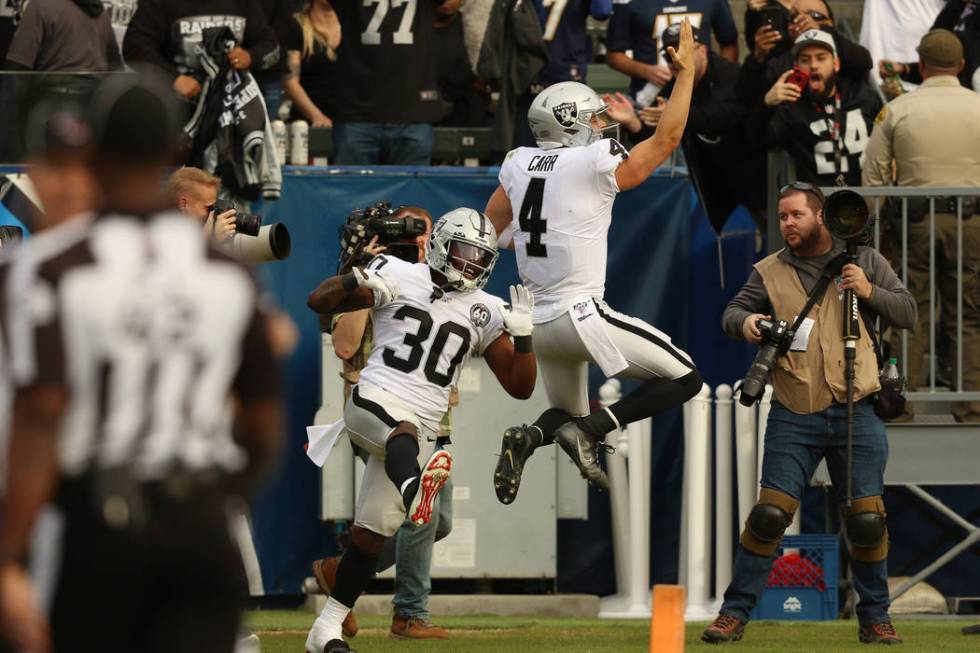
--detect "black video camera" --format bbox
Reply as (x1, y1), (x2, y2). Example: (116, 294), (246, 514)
(338, 202), (427, 271)
(211, 198), (262, 237)
(740, 318), (796, 406)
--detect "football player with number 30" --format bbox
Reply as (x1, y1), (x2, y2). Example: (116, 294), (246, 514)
(484, 19), (704, 502)
(305, 208), (537, 653)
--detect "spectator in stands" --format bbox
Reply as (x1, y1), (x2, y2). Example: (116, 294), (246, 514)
(322, 0), (443, 165)
(755, 30), (881, 188)
(0, 1), (25, 64)
(255, 0), (296, 119)
(863, 29), (980, 423)
(123, 0), (280, 104)
(859, 0), (944, 97)
(737, 0), (873, 106)
(283, 0), (339, 128)
(4, 0), (122, 72)
(605, 0), (737, 105)
(434, 0), (489, 127)
(534, 0), (612, 87)
(879, 0), (980, 92)
(605, 23), (765, 230)
(743, 0), (793, 60)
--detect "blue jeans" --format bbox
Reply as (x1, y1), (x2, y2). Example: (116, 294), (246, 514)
(720, 399), (891, 627)
(376, 465), (453, 619)
(332, 122), (433, 165)
(257, 78), (283, 121)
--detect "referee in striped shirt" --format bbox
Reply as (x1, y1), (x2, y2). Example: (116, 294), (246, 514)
(0, 74), (282, 653)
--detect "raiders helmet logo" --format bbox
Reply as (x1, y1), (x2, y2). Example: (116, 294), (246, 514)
(470, 303), (491, 328)
(552, 101), (578, 128)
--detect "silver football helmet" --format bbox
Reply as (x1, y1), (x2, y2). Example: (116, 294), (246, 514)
(427, 208), (499, 292)
(527, 81), (618, 150)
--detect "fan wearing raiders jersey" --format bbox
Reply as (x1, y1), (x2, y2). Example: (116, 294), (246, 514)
(305, 208), (536, 653)
(484, 19), (704, 503)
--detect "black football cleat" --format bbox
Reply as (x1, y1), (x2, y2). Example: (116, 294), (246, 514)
(555, 420), (610, 491)
(493, 425), (537, 505)
(324, 638), (356, 653)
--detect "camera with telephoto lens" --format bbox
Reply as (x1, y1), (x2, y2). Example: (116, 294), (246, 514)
(338, 202), (428, 271)
(211, 198), (262, 237)
(740, 318), (796, 406)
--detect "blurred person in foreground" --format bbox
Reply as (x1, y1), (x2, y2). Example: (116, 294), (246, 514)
(704, 182), (915, 645)
(0, 73), (283, 653)
(863, 29), (980, 423)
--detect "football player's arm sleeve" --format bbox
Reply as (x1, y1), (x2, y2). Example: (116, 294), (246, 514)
(122, 0), (179, 77)
(722, 269), (770, 340)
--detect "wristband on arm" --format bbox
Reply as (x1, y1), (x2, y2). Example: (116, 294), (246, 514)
(514, 335), (533, 354)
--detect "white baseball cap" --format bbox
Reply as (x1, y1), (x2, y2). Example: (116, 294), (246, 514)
(792, 29), (837, 58)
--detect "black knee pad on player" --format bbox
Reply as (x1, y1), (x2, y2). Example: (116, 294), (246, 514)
(843, 496), (889, 562)
(740, 488), (799, 557)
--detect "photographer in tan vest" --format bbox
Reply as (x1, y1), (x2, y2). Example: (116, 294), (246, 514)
(703, 182), (916, 645)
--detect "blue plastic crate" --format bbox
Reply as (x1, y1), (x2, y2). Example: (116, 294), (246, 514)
(750, 534), (839, 621)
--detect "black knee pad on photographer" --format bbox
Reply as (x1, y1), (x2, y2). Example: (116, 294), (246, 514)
(843, 496), (889, 562)
(740, 488), (799, 557)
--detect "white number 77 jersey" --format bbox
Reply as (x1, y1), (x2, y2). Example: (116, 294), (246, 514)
(499, 138), (629, 324)
(357, 255), (505, 431)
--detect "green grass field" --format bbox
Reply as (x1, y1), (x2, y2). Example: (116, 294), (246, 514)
(246, 610), (978, 652)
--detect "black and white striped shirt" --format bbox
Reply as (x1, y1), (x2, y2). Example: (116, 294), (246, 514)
(0, 212), (277, 482)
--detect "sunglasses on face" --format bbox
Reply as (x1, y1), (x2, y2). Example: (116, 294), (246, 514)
(779, 181), (825, 202)
(793, 9), (829, 22)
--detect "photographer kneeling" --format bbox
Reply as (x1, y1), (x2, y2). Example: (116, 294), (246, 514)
(703, 182), (915, 646)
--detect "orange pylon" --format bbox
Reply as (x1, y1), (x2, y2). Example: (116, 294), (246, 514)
(650, 584), (685, 652)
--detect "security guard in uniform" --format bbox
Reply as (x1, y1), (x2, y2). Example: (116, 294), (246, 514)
(703, 183), (915, 645)
(863, 28), (980, 423)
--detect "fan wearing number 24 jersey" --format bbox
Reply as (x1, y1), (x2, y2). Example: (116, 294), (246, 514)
(483, 20), (704, 505)
(304, 209), (537, 653)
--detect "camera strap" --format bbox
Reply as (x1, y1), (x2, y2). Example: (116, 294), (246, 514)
(790, 252), (848, 334)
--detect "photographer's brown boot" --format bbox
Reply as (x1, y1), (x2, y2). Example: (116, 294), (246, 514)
(312, 556), (359, 637)
(390, 615), (448, 639)
(701, 614), (746, 643)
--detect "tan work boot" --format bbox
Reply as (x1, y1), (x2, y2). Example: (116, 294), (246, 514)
(701, 614), (746, 643)
(389, 614), (448, 639)
(311, 556), (359, 637)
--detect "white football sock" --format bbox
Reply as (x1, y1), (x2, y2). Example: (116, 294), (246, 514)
(305, 597), (349, 651)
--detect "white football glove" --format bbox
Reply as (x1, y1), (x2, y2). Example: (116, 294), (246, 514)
(354, 267), (399, 308)
(499, 285), (534, 337)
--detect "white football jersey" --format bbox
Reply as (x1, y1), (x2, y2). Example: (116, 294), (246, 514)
(358, 255), (505, 430)
(499, 138), (628, 323)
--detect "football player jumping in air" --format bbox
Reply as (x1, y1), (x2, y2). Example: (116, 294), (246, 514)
(484, 19), (703, 503)
(305, 209), (537, 653)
